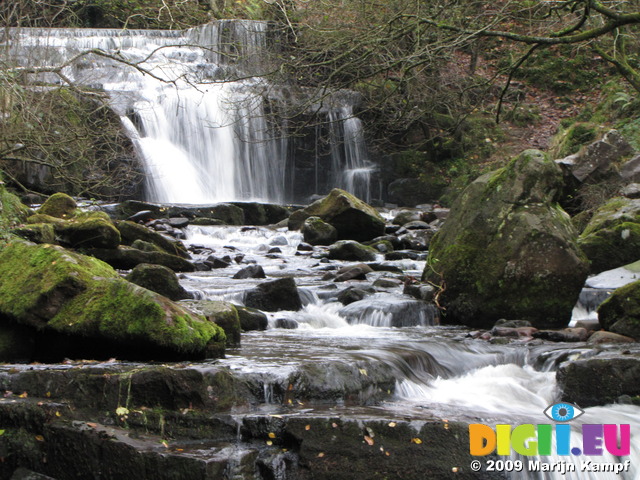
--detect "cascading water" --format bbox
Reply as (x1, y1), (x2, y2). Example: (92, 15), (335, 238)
(3, 22), (375, 204)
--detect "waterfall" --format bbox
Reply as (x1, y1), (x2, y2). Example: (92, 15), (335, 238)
(2, 22), (375, 204)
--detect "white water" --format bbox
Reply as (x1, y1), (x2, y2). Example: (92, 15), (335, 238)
(3, 22), (375, 203)
(182, 224), (640, 479)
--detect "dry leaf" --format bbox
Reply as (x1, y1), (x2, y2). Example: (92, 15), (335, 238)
(18, 392), (27, 398)
(364, 435), (374, 446)
(411, 438), (422, 444)
(35, 435), (44, 442)
(317, 452), (325, 458)
(268, 432), (276, 439)
(305, 425), (311, 431)
(266, 440), (273, 446)
(388, 422), (397, 427)
(86, 422), (97, 428)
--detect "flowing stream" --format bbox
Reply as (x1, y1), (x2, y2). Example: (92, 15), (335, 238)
(178, 224), (640, 479)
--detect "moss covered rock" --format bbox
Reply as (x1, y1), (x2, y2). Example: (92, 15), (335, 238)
(85, 246), (194, 272)
(578, 197), (640, 273)
(56, 211), (121, 249)
(0, 175), (30, 244)
(234, 305), (268, 331)
(425, 150), (589, 329)
(185, 301), (241, 346)
(11, 223), (56, 244)
(126, 263), (192, 301)
(116, 220), (189, 258)
(597, 279), (640, 340)
(0, 242), (224, 360)
(288, 189), (385, 242)
(328, 240), (378, 262)
(302, 216), (338, 246)
(36, 192), (77, 218)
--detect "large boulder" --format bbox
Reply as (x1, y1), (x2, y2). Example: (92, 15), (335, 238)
(288, 189), (385, 242)
(327, 240), (377, 262)
(424, 150), (589, 329)
(116, 220), (189, 258)
(0, 242), (225, 361)
(578, 197), (640, 273)
(36, 192), (77, 218)
(184, 300), (241, 346)
(85, 246), (194, 272)
(597, 279), (640, 340)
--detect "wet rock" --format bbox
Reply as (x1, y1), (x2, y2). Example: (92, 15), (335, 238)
(234, 305), (268, 331)
(274, 318), (298, 329)
(392, 209), (422, 226)
(620, 154), (640, 182)
(490, 326), (538, 338)
(398, 229), (433, 250)
(532, 328), (586, 342)
(302, 216), (338, 246)
(558, 354), (640, 407)
(229, 202), (290, 225)
(288, 188), (385, 242)
(403, 283), (435, 302)
(494, 319), (532, 328)
(232, 265), (266, 279)
(327, 240), (377, 262)
(587, 331), (636, 344)
(116, 220), (190, 258)
(620, 183), (640, 199)
(204, 255), (230, 269)
(339, 294), (439, 327)
(385, 250), (423, 261)
(387, 177), (442, 206)
(333, 263), (373, 282)
(337, 287), (369, 305)
(368, 238), (394, 253)
(578, 197), (640, 273)
(597, 279), (640, 340)
(86, 246), (194, 272)
(243, 277), (303, 312)
(297, 242), (314, 252)
(126, 263), (192, 301)
(127, 209), (155, 223)
(373, 277), (403, 289)
(368, 262), (404, 273)
(185, 300), (241, 346)
(168, 217), (189, 228)
(190, 217), (226, 226)
(425, 149), (589, 329)
(0, 242), (224, 361)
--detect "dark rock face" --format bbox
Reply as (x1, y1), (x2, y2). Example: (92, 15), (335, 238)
(85, 246), (194, 272)
(425, 150), (589, 329)
(234, 305), (268, 331)
(232, 265), (266, 280)
(558, 354), (640, 407)
(243, 277), (303, 312)
(597, 279), (640, 340)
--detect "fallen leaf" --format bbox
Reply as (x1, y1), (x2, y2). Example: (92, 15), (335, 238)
(452, 467), (459, 473)
(331, 423), (338, 428)
(358, 368), (367, 376)
(35, 435), (44, 442)
(411, 438), (422, 444)
(55, 411), (61, 417)
(266, 440), (273, 446)
(0, 430), (4, 436)
(364, 435), (374, 446)
(305, 425), (311, 431)
(268, 432), (276, 439)
(18, 392), (27, 398)
(86, 422), (97, 428)
(388, 422), (397, 427)
(317, 452), (325, 458)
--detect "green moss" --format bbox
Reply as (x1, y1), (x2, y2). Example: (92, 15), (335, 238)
(579, 222), (640, 273)
(37, 192), (77, 218)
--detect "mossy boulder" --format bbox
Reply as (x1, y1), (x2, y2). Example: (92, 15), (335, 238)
(126, 263), (192, 301)
(288, 188), (385, 242)
(0, 242), (224, 360)
(597, 279), (640, 340)
(302, 216), (338, 246)
(56, 211), (121, 249)
(116, 220), (189, 258)
(85, 246), (194, 272)
(425, 150), (589, 329)
(36, 192), (77, 218)
(578, 197), (640, 273)
(185, 300), (241, 346)
(11, 223), (56, 244)
(328, 240), (377, 262)
(0, 176), (31, 244)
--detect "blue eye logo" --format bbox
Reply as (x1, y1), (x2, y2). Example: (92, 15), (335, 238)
(543, 402), (585, 422)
